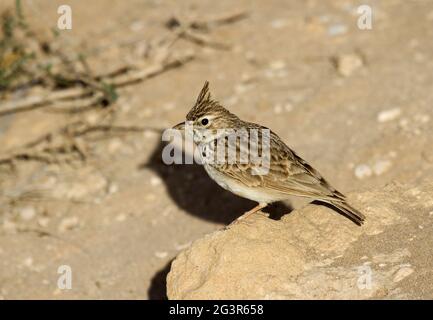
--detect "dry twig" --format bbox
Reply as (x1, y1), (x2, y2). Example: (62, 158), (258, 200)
(0, 50), (194, 116)
(0, 120), (162, 167)
(165, 10), (248, 50)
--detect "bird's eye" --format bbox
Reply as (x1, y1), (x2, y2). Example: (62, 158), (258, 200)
(201, 118), (209, 126)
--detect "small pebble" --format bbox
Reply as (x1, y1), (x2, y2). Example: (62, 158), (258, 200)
(115, 214), (126, 222)
(393, 266), (414, 282)
(273, 103), (293, 114)
(130, 20), (144, 32)
(174, 242), (191, 251)
(19, 206), (36, 221)
(409, 188), (421, 197)
(284, 102), (294, 112)
(354, 164), (372, 179)
(58, 216), (79, 232)
(85, 113), (100, 125)
(273, 104), (282, 114)
(270, 19), (288, 29)
(335, 53), (363, 77)
(377, 108), (401, 122)
(155, 251), (168, 259)
(23, 257), (33, 268)
(328, 24), (348, 36)
(150, 176), (162, 187)
(269, 60), (286, 70)
(37, 217), (50, 228)
(108, 183), (119, 194)
(373, 160), (392, 176)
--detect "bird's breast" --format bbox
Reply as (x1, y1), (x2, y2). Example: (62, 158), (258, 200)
(202, 163), (284, 204)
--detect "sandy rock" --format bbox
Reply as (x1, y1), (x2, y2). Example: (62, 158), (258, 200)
(270, 19), (288, 29)
(269, 60), (286, 70)
(18, 206), (36, 221)
(373, 159), (392, 176)
(167, 183), (433, 299)
(377, 108), (402, 123)
(328, 24), (348, 36)
(393, 266), (414, 283)
(335, 53), (363, 77)
(37, 217), (50, 228)
(354, 164), (372, 179)
(58, 216), (80, 233)
(150, 176), (162, 187)
(273, 104), (283, 114)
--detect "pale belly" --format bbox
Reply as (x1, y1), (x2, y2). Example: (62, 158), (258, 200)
(203, 164), (285, 204)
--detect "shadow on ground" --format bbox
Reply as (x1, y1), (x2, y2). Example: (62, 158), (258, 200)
(141, 141), (293, 224)
(148, 259), (173, 300)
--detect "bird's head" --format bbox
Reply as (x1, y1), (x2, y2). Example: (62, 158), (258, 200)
(173, 81), (240, 143)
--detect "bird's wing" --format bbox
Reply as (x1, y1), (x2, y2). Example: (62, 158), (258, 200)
(215, 128), (345, 202)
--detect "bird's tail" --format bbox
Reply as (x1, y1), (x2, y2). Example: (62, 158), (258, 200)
(328, 200), (366, 226)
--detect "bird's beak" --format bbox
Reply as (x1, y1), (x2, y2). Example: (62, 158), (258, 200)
(172, 121), (185, 130)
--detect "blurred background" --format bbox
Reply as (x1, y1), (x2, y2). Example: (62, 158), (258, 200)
(0, 0), (432, 299)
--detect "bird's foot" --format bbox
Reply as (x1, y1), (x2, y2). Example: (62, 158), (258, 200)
(228, 203), (268, 227)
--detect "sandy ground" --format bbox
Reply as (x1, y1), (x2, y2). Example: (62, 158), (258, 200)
(0, 0), (432, 299)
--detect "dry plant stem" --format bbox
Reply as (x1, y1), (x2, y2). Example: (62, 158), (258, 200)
(110, 51), (194, 87)
(167, 11), (248, 49)
(190, 11), (248, 30)
(0, 121), (162, 166)
(176, 29), (230, 50)
(0, 10), (245, 117)
(0, 51), (195, 117)
(45, 92), (105, 114)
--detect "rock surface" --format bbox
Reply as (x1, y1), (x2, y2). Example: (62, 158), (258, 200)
(167, 182), (433, 299)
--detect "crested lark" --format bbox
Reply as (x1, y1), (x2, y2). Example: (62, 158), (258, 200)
(173, 81), (365, 225)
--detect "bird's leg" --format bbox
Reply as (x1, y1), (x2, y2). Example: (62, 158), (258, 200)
(236, 202), (268, 221)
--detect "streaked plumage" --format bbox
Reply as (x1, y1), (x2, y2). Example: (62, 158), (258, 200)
(173, 81), (365, 225)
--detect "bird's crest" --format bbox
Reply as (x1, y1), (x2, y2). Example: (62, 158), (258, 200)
(195, 80), (211, 106)
(187, 81), (219, 120)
